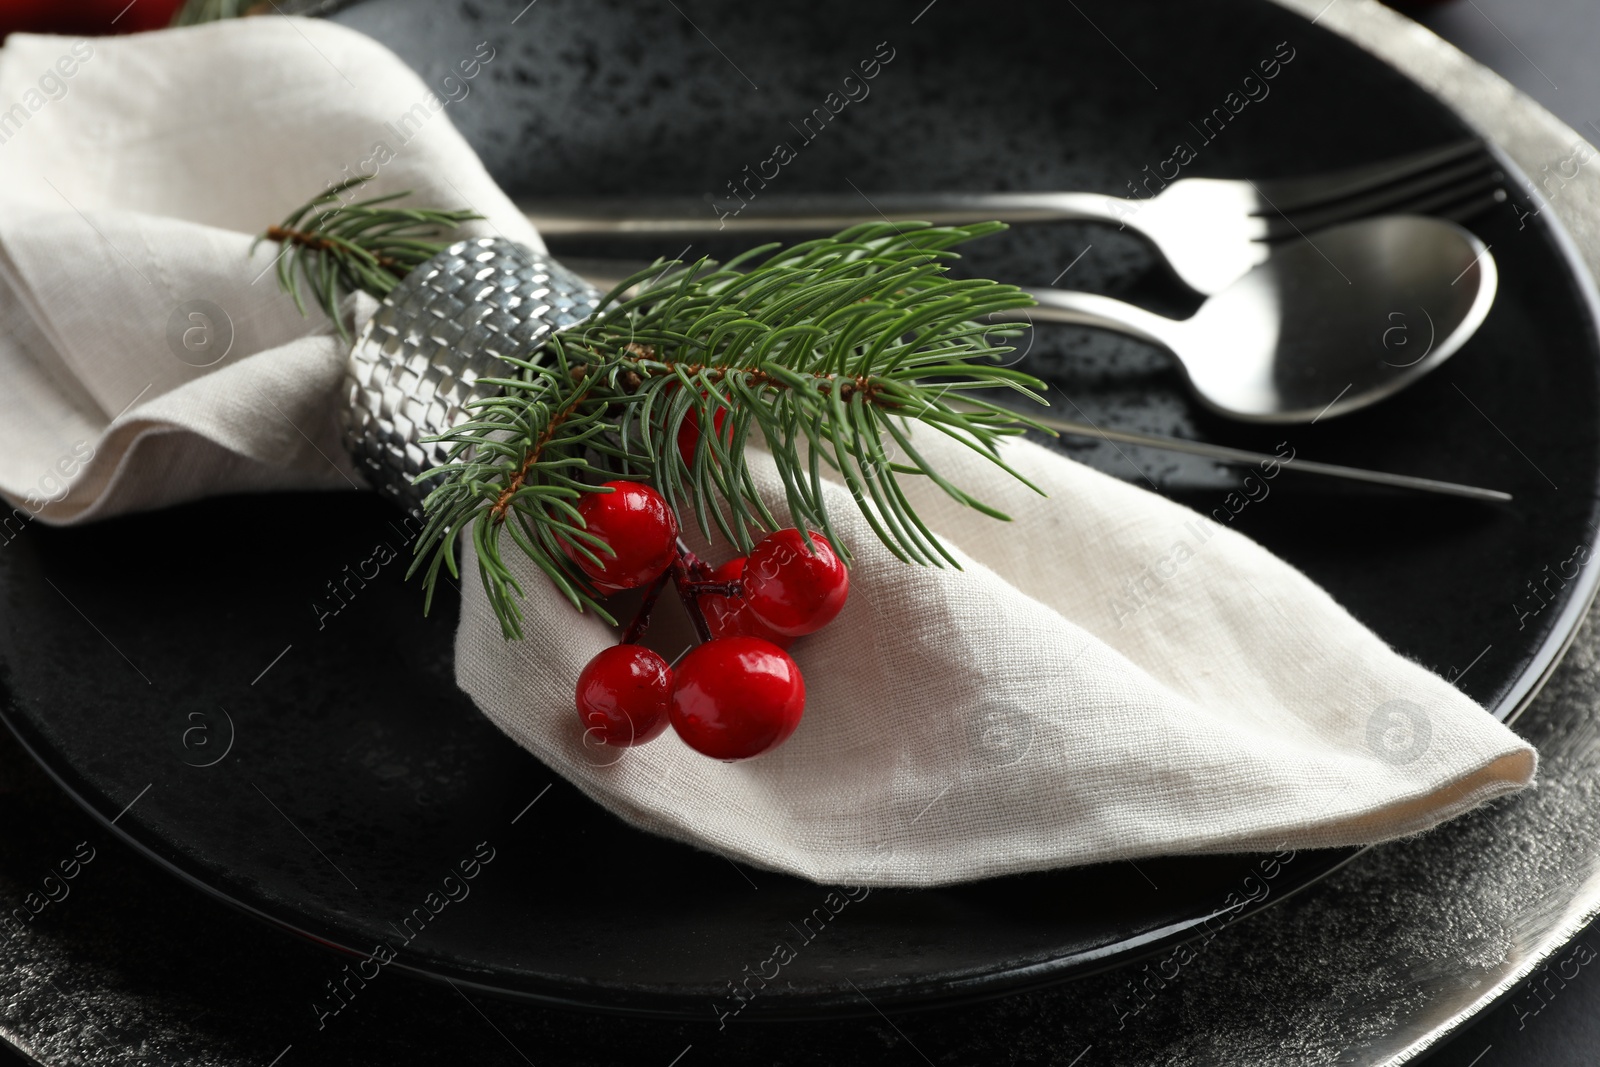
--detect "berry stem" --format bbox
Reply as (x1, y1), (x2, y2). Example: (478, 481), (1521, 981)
(677, 543), (712, 581)
(680, 580), (743, 597)
(671, 540), (715, 644)
(619, 568), (673, 645)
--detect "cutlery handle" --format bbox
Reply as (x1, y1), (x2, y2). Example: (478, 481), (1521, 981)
(1007, 287), (1176, 349)
(560, 256), (1180, 350)
(524, 192), (1131, 239)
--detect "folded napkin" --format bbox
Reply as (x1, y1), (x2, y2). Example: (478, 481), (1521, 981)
(0, 19), (1535, 887)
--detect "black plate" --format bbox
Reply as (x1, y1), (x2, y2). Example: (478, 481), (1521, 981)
(3, 0), (1599, 1018)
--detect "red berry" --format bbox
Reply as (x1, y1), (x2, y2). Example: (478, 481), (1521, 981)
(669, 637), (805, 760)
(561, 481), (679, 592)
(744, 529), (849, 637)
(698, 557), (795, 649)
(0, 0), (185, 36)
(676, 400), (731, 466)
(575, 645), (672, 747)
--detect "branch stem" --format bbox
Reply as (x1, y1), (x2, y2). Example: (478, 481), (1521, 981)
(262, 225), (404, 273)
(624, 357), (885, 406)
(490, 377), (595, 525)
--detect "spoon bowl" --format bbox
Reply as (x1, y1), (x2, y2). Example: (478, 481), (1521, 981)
(1022, 215), (1498, 423)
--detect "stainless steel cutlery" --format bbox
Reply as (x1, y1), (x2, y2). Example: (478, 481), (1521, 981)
(531, 141), (1511, 499)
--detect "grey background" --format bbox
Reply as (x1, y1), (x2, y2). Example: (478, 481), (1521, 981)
(1414, 0), (1599, 141)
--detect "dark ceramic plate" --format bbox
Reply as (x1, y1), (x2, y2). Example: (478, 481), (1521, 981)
(3, 0), (1599, 1019)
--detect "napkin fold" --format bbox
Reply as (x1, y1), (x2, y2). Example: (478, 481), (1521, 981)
(0, 19), (1535, 887)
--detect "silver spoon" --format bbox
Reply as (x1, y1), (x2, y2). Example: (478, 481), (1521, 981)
(998, 215), (1498, 423)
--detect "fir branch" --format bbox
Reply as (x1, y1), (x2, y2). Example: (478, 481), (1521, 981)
(252, 176), (481, 342)
(171, 0), (253, 25)
(410, 221), (1052, 639)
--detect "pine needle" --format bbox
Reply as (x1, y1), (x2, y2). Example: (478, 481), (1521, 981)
(408, 221), (1052, 639)
(252, 176), (482, 342)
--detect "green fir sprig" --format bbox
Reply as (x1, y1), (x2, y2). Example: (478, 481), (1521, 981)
(407, 222), (1052, 639)
(253, 177), (482, 342)
(170, 0), (252, 25)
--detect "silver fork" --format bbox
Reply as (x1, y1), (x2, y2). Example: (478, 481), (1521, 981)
(523, 140), (1505, 296)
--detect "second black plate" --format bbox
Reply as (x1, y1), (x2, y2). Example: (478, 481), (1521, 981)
(2, 0), (1599, 1018)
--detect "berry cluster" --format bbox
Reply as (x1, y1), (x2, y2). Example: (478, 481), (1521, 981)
(563, 480), (849, 761)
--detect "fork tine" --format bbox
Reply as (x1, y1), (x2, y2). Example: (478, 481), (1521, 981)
(1434, 188), (1510, 225)
(1259, 164), (1504, 239)
(1262, 184), (1508, 244)
(1366, 173), (1506, 222)
(1263, 154), (1498, 223)
(1248, 139), (1489, 214)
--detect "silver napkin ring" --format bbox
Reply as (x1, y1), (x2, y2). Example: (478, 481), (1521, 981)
(338, 237), (602, 515)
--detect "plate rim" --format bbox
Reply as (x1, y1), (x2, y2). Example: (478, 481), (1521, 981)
(1274, 2), (1600, 1063)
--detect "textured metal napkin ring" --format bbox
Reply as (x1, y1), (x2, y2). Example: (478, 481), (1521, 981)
(338, 237), (602, 514)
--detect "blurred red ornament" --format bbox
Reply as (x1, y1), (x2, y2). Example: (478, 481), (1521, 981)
(0, 0), (188, 40)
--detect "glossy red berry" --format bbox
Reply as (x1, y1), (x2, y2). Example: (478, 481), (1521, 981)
(575, 645), (672, 747)
(676, 400), (731, 466)
(669, 637), (805, 761)
(562, 480), (679, 592)
(744, 529), (849, 637)
(698, 557), (795, 649)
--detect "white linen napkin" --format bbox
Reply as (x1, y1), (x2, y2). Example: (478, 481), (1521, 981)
(0, 19), (1535, 887)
